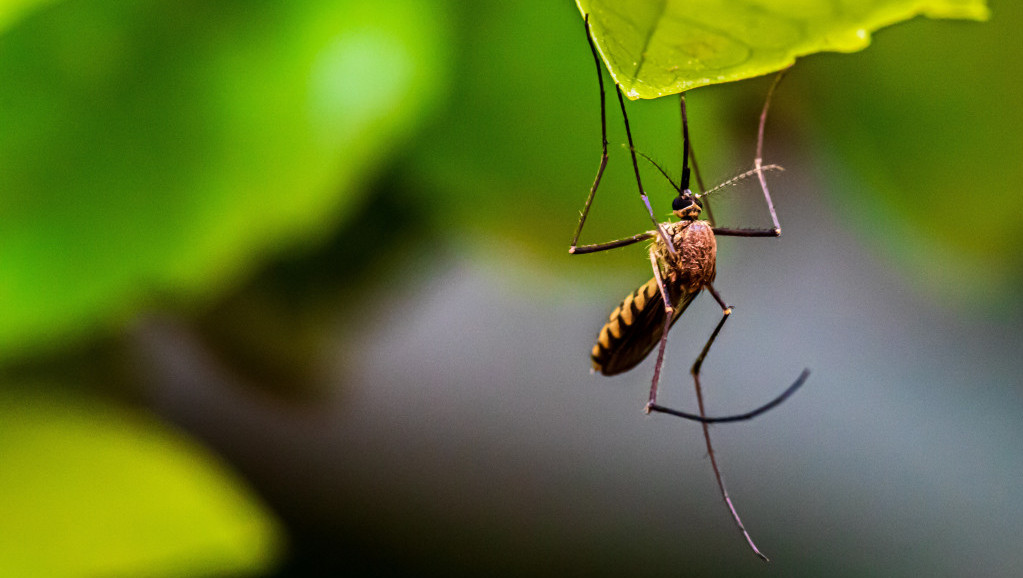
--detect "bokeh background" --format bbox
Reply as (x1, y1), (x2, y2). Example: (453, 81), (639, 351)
(2, 0), (1021, 576)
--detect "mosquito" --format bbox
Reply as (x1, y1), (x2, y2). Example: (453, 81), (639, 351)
(569, 15), (811, 561)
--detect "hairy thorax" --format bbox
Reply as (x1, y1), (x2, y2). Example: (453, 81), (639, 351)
(652, 220), (717, 294)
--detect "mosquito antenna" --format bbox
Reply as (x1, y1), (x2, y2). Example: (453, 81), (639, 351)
(698, 164), (784, 198)
(637, 151), (682, 193)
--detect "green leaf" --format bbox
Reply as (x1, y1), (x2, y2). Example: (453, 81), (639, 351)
(0, 387), (281, 577)
(576, 0), (989, 99)
(0, 0), (448, 365)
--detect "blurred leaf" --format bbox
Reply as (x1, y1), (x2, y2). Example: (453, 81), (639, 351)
(0, 387), (281, 576)
(797, 4), (1021, 314)
(0, 0), (57, 34)
(577, 0), (989, 98)
(0, 0), (448, 365)
(191, 179), (442, 399)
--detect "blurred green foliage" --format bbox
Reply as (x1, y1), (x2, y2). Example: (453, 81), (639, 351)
(577, 0), (988, 97)
(0, 0), (448, 364)
(0, 0), (448, 574)
(0, 386), (280, 576)
(797, 3), (1022, 311)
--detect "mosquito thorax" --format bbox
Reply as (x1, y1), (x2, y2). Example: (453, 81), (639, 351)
(671, 190), (703, 221)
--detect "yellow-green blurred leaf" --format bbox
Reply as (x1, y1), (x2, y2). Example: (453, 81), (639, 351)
(0, 0), (57, 34)
(0, 0), (448, 364)
(577, 0), (989, 98)
(0, 387), (281, 577)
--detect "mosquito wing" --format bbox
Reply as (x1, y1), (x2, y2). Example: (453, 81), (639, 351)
(591, 276), (699, 376)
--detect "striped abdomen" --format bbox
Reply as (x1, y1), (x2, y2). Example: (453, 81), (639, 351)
(591, 276), (699, 375)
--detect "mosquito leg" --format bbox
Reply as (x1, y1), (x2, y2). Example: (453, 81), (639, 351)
(698, 284), (769, 561)
(569, 15), (609, 252)
(644, 269), (808, 422)
(694, 363), (771, 561)
(570, 231), (656, 255)
(709, 165), (785, 234)
(644, 250), (674, 413)
(752, 69), (790, 237)
(639, 257), (806, 426)
(646, 278), (809, 422)
(702, 70), (790, 237)
(645, 283), (764, 560)
(616, 85), (675, 255)
(645, 371), (809, 423)
(712, 227), (781, 237)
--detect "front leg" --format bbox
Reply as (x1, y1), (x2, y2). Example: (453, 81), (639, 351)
(569, 231), (656, 255)
(568, 15), (610, 254)
(712, 226), (780, 238)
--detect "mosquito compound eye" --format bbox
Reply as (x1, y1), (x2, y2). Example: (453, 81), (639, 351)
(671, 195), (689, 211)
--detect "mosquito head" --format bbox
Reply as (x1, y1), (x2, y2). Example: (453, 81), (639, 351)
(672, 189), (702, 221)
